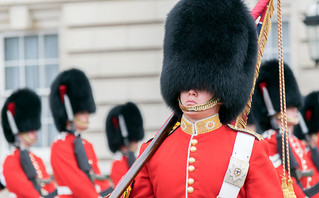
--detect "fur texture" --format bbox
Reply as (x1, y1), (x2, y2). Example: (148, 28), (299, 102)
(106, 102), (144, 153)
(160, 0), (257, 124)
(49, 68), (96, 132)
(294, 91), (319, 139)
(251, 59), (302, 132)
(1, 89), (41, 143)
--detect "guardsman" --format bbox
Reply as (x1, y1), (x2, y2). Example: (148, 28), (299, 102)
(49, 68), (112, 198)
(294, 91), (319, 146)
(105, 102), (144, 186)
(251, 59), (319, 197)
(128, 0), (284, 197)
(1, 89), (57, 198)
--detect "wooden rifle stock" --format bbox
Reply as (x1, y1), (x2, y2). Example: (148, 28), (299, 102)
(107, 113), (179, 198)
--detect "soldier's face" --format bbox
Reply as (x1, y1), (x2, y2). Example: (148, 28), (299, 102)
(180, 89), (220, 122)
(180, 89), (213, 107)
(18, 130), (37, 148)
(74, 111), (90, 132)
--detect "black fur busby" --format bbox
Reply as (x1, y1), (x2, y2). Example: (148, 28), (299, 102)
(294, 91), (319, 140)
(1, 89), (41, 143)
(251, 59), (302, 132)
(160, 0), (258, 124)
(106, 102), (144, 153)
(49, 68), (96, 132)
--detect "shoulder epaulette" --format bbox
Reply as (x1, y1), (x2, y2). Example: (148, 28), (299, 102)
(227, 124), (263, 141)
(145, 121), (181, 144)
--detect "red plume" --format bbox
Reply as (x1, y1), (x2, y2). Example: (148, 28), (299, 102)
(7, 102), (15, 117)
(305, 109), (312, 122)
(59, 85), (67, 103)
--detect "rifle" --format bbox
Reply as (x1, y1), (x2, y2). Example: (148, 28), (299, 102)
(297, 111), (319, 171)
(107, 113), (179, 198)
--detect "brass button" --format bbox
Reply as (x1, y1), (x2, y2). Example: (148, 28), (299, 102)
(189, 157), (196, 164)
(187, 186), (194, 193)
(191, 139), (198, 145)
(190, 146), (197, 152)
(88, 160), (93, 164)
(188, 165), (195, 172)
(188, 178), (195, 185)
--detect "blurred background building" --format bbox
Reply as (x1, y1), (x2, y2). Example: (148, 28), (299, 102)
(0, 0), (318, 196)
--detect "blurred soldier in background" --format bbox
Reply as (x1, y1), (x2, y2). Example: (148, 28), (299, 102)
(1, 89), (57, 198)
(50, 68), (112, 198)
(294, 91), (319, 146)
(251, 59), (319, 197)
(105, 102), (144, 186)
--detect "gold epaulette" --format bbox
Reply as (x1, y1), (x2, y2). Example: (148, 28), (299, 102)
(145, 121), (181, 144)
(227, 124), (263, 141)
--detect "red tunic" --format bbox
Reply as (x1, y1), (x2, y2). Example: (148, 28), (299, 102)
(110, 154), (129, 186)
(2, 149), (56, 198)
(50, 132), (111, 198)
(130, 115), (283, 198)
(263, 129), (319, 198)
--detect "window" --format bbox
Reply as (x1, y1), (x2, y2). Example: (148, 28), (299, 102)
(0, 32), (59, 147)
(263, 21), (290, 65)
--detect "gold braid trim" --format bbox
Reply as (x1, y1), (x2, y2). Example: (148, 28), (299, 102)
(235, 0), (275, 129)
(178, 97), (221, 112)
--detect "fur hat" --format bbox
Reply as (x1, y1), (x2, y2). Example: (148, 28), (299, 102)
(1, 89), (41, 143)
(49, 68), (96, 132)
(160, 0), (257, 124)
(106, 102), (144, 153)
(251, 59), (302, 131)
(294, 91), (319, 140)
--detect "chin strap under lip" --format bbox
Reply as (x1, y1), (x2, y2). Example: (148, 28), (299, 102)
(178, 97), (221, 112)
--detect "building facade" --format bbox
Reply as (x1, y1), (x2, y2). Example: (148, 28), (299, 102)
(0, 0), (318, 196)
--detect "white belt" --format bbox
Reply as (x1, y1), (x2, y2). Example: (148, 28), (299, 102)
(57, 185), (102, 195)
(218, 132), (255, 198)
(57, 186), (73, 195)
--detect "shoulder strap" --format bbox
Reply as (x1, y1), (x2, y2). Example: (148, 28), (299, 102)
(227, 124), (263, 140)
(19, 149), (42, 194)
(218, 132), (255, 197)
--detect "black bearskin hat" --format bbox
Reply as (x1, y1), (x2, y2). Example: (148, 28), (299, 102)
(1, 89), (41, 143)
(294, 91), (319, 140)
(160, 0), (257, 124)
(49, 68), (96, 132)
(106, 102), (144, 153)
(251, 59), (302, 132)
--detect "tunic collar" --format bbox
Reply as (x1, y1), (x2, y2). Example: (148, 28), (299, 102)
(180, 113), (222, 135)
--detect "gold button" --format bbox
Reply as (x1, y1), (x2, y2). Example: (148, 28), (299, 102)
(187, 186), (194, 193)
(191, 139), (198, 145)
(188, 178), (194, 185)
(189, 157), (196, 164)
(88, 160), (93, 164)
(188, 165), (195, 172)
(190, 146), (197, 152)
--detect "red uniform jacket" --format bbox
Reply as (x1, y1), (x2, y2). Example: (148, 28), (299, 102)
(110, 154), (129, 186)
(263, 129), (319, 198)
(3, 149), (56, 198)
(51, 132), (111, 198)
(130, 114), (283, 198)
